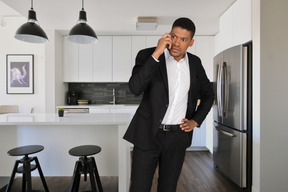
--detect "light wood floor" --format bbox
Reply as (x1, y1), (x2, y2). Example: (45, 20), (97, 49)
(0, 151), (241, 192)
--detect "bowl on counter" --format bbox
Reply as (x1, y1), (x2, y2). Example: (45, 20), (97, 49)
(77, 99), (89, 105)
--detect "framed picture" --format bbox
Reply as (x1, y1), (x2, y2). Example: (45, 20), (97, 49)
(6, 54), (34, 94)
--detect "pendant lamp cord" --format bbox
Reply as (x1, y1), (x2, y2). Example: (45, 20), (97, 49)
(82, 0), (84, 10)
(31, 0), (33, 10)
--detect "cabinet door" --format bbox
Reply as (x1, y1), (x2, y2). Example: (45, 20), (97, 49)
(112, 36), (132, 82)
(145, 36), (161, 48)
(93, 36), (113, 82)
(63, 36), (78, 82)
(79, 44), (93, 82)
(131, 36), (146, 69)
(89, 108), (110, 113)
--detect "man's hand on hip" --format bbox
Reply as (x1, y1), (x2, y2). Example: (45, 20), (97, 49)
(180, 118), (198, 132)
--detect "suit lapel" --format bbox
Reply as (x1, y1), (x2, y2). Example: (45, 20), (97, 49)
(159, 54), (169, 95)
(187, 54), (196, 100)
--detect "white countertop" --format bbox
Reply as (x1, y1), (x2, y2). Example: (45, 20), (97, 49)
(57, 104), (139, 109)
(0, 113), (131, 126)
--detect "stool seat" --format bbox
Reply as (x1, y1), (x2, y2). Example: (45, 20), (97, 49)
(69, 145), (101, 157)
(7, 145), (44, 157)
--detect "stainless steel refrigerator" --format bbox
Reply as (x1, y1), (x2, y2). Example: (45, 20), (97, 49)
(213, 42), (252, 191)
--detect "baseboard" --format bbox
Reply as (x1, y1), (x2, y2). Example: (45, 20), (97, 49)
(186, 146), (209, 151)
(129, 146), (209, 152)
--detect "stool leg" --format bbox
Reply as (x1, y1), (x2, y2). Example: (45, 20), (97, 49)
(6, 160), (20, 192)
(74, 171), (81, 192)
(91, 157), (103, 192)
(81, 156), (88, 182)
(69, 160), (81, 192)
(23, 158), (32, 192)
(87, 160), (97, 192)
(33, 157), (49, 192)
(22, 173), (26, 192)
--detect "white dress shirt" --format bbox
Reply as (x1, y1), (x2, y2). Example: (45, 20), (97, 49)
(161, 49), (190, 125)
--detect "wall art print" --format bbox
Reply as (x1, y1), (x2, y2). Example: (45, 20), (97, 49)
(6, 54), (34, 94)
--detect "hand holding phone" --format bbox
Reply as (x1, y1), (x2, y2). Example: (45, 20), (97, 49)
(152, 33), (172, 60)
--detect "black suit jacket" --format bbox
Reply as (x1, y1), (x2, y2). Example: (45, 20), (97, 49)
(123, 47), (214, 150)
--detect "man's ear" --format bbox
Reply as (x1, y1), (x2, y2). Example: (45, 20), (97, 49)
(189, 39), (194, 47)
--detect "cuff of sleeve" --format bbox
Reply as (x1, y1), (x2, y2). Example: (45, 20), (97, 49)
(151, 55), (159, 62)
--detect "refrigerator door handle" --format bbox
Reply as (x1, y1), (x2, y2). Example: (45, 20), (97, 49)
(242, 46), (248, 131)
(217, 63), (223, 117)
(216, 126), (236, 137)
(223, 62), (229, 117)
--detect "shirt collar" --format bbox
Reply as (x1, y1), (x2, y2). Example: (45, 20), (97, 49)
(164, 48), (187, 63)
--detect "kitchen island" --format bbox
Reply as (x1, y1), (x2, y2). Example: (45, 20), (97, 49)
(0, 113), (132, 192)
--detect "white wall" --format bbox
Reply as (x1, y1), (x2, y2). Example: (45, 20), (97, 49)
(193, 36), (214, 152)
(251, 0), (261, 191)
(45, 30), (67, 112)
(0, 16), (46, 113)
(256, 0), (288, 191)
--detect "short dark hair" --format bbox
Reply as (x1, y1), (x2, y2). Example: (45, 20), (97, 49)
(172, 17), (196, 39)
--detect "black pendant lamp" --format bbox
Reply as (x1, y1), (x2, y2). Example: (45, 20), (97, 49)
(68, 0), (98, 44)
(15, 0), (48, 43)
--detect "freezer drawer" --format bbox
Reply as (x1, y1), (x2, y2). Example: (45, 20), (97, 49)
(213, 122), (247, 188)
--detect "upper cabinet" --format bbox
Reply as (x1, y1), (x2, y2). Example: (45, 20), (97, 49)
(63, 35), (213, 83)
(112, 36), (132, 82)
(79, 44), (93, 82)
(62, 36), (113, 82)
(214, 0), (251, 54)
(131, 36), (146, 67)
(63, 37), (78, 82)
(93, 36), (113, 82)
(145, 36), (161, 48)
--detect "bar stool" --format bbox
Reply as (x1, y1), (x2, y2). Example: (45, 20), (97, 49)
(6, 145), (49, 192)
(69, 145), (103, 192)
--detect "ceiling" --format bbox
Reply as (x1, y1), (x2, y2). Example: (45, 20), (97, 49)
(1, 0), (236, 36)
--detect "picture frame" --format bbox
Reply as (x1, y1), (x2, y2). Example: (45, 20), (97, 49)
(6, 54), (34, 94)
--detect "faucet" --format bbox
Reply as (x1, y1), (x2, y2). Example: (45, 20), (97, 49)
(109, 88), (116, 105)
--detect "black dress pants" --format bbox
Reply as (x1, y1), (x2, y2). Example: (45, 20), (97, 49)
(129, 129), (190, 192)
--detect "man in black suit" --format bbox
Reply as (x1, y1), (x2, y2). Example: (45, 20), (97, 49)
(124, 17), (214, 192)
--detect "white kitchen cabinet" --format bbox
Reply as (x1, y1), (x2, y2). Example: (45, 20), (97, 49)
(215, 0), (251, 54)
(63, 36), (113, 82)
(79, 44), (93, 82)
(112, 36), (132, 82)
(85, 105), (138, 116)
(145, 36), (161, 48)
(89, 107), (110, 113)
(63, 35), (212, 87)
(63, 36), (78, 82)
(132, 36), (146, 68)
(93, 36), (113, 82)
(62, 36), (93, 82)
(232, 0), (251, 46)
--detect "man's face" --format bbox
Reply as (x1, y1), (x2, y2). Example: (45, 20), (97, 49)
(169, 27), (194, 61)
